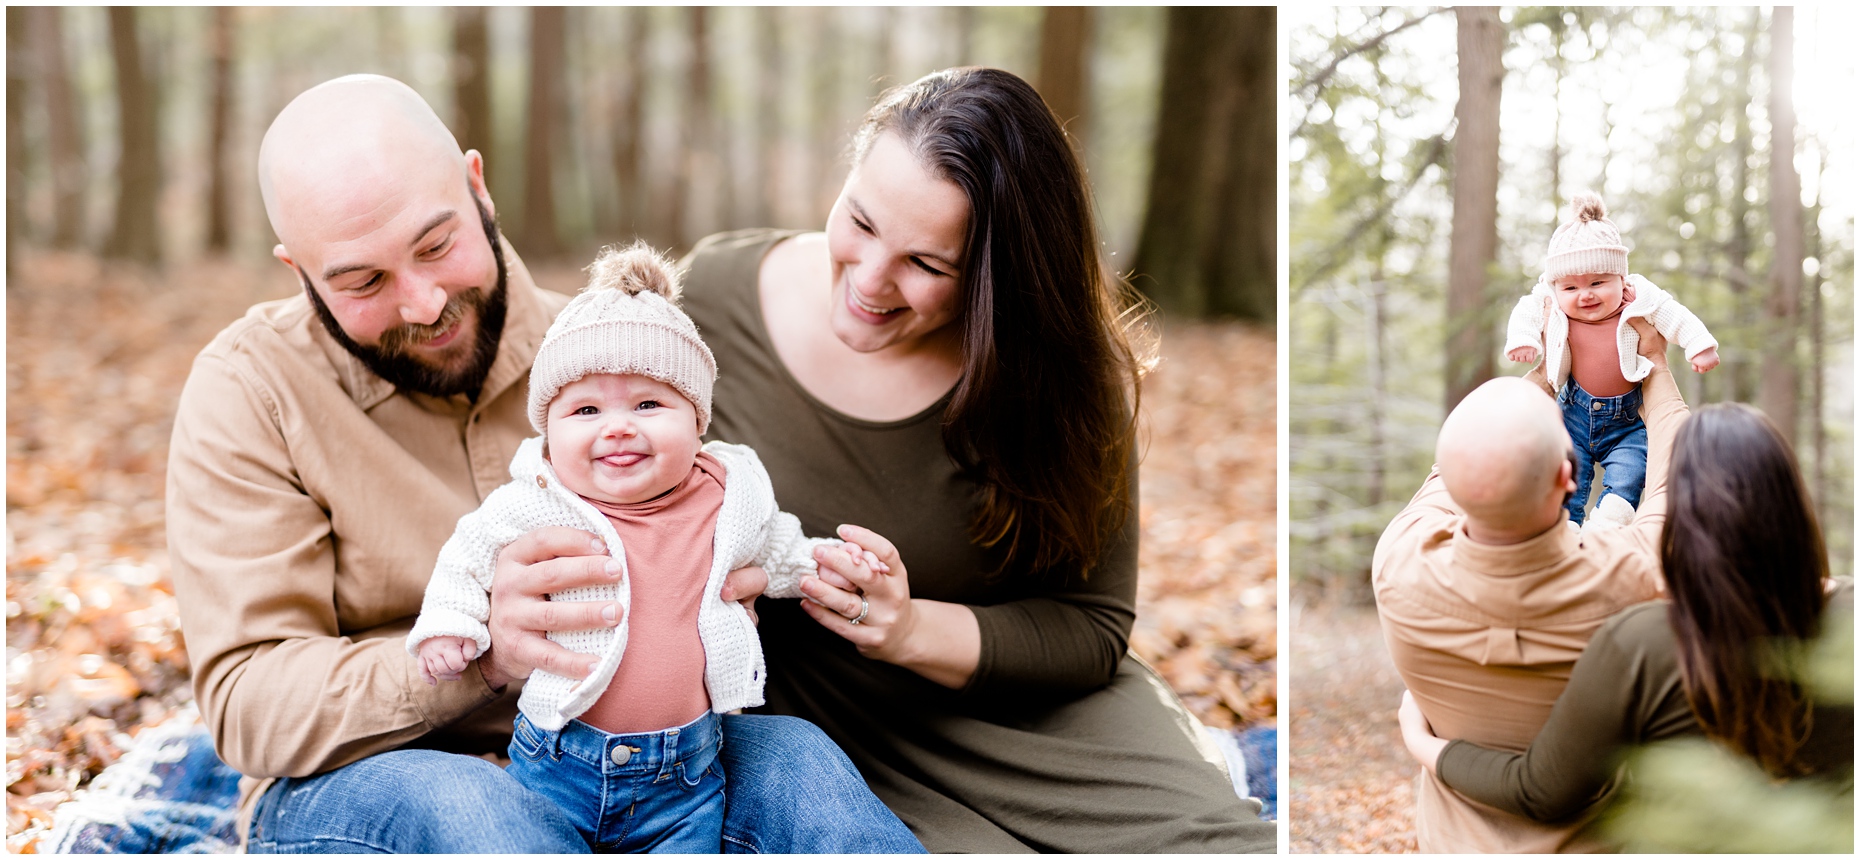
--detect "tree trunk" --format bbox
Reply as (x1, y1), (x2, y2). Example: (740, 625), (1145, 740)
(1807, 185), (1825, 509)
(452, 7), (493, 168)
(611, 7), (647, 240)
(1037, 7), (1093, 145)
(522, 6), (566, 258)
(1131, 7), (1276, 322)
(107, 6), (162, 264)
(1723, 8), (1761, 403)
(1548, 19), (1564, 214)
(37, 7), (88, 250)
(1444, 6), (1504, 412)
(670, 6), (713, 250)
(6, 7), (30, 272)
(1760, 6), (1802, 444)
(953, 6), (975, 67)
(808, 8), (842, 224)
(204, 6), (235, 253)
(752, 6), (782, 227)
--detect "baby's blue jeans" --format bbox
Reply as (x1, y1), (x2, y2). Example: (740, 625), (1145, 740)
(246, 713), (924, 853)
(1561, 380), (1649, 525)
(508, 711), (725, 852)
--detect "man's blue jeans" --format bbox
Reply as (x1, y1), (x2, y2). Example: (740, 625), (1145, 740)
(1561, 380), (1648, 525)
(505, 711), (724, 852)
(247, 714), (924, 853)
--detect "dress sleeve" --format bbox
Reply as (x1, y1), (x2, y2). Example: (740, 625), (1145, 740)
(167, 354), (499, 779)
(1434, 617), (1644, 820)
(964, 448), (1139, 700)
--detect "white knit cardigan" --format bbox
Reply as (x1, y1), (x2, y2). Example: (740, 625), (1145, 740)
(406, 437), (832, 731)
(1504, 274), (1718, 394)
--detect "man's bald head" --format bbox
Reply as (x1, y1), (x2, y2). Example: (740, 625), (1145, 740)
(1437, 377), (1574, 537)
(259, 75), (469, 252)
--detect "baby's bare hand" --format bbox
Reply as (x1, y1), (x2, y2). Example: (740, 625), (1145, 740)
(417, 636), (480, 686)
(1690, 347), (1720, 374)
(1507, 346), (1539, 365)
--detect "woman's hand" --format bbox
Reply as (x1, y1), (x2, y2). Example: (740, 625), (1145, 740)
(1398, 690), (1449, 775)
(799, 524), (980, 689)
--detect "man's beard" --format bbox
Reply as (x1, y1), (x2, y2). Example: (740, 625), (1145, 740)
(303, 194), (510, 400)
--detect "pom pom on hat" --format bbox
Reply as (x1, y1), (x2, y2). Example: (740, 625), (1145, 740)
(527, 242), (718, 436)
(586, 240), (683, 301)
(1569, 191), (1607, 224)
(1542, 191), (1628, 281)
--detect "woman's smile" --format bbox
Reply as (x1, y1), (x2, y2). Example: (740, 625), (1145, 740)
(846, 282), (906, 321)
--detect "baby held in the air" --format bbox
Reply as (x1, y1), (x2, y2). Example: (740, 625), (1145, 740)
(1504, 193), (1719, 529)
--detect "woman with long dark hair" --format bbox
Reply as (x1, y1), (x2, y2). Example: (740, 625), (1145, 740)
(675, 67), (1274, 851)
(1398, 402), (1853, 824)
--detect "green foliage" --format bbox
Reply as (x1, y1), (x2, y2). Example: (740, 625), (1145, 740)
(1601, 738), (1853, 853)
(1600, 606), (1855, 853)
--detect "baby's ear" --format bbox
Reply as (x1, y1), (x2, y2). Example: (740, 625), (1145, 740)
(1621, 281), (1637, 303)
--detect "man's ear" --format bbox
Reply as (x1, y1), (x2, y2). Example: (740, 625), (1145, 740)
(273, 243), (295, 270)
(465, 150), (495, 220)
(1558, 456), (1577, 494)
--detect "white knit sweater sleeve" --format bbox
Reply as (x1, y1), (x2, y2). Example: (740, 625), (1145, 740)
(757, 510), (837, 599)
(1647, 291), (1718, 360)
(405, 482), (535, 658)
(1503, 284), (1550, 354)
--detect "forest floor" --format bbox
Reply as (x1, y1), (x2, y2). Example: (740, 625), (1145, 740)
(5, 251), (1278, 847)
(1287, 584), (1417, 853)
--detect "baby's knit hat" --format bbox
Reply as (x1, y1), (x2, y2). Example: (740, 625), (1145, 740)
(1542, 192), (1629, 280)
(527, 241), (717, 436)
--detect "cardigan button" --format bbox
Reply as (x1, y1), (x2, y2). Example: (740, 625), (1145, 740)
(610, 745), (633, 766)
(537, 475), (548, 488)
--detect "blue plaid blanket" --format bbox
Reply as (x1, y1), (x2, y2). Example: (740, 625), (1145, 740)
(46, 720), (1276, 852)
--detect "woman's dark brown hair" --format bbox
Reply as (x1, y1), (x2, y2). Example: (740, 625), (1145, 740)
(851, 67), (1151, 577)
(1662, 403), (1828, 776)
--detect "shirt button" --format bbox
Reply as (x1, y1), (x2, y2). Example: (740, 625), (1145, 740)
(537, 475), (548, 488)
(610, 745), (632, 766)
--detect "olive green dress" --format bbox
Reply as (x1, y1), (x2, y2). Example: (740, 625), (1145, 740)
(681, 229), (1275, 853)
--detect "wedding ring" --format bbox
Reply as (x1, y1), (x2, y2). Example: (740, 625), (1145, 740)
(848, 596), (870, 625)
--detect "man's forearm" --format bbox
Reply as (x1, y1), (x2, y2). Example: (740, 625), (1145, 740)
(1625, 364), (1687, 552)
(199, 635), (499, 778)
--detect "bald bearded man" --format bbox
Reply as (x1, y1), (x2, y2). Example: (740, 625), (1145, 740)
(166, 75), (921, 853)
(1370, 319), (1686, 853)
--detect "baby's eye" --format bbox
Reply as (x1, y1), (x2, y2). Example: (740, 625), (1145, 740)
(636, 400), (662, 411)
(574, 405), (599, 416)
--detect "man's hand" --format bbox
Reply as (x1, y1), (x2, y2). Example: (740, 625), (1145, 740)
(1629, 317), (1669, 368)
(481, 527), (622, 691)
(1689, 345), (1720, 374)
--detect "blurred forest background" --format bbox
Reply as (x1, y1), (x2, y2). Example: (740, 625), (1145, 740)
(1288, 7), (1856, 852)
(5, 7), (1278, 848)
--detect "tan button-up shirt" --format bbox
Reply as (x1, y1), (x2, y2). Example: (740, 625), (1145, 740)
(165, 240), (570, 833)
(1372, 366), (1686, 853)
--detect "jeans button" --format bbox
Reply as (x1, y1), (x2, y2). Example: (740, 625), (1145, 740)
(1592, 401), (1604, 411)
(611, 745), (632, 766)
